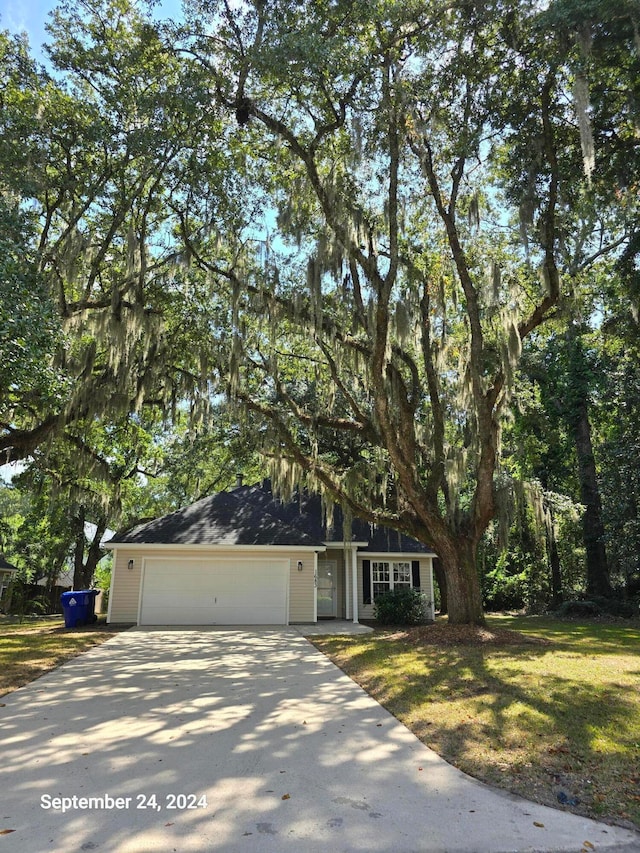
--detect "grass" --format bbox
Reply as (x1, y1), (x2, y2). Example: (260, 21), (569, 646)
(0, 615), (128, 697)
(312, 614), (640, 830)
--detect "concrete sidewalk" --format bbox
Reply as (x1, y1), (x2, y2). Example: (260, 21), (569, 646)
(1, 628), (638, 852)
(294, 619), (374, 635)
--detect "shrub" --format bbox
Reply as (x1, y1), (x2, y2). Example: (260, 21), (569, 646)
(554, 596), (638, 618)
(373, 588), (429, 625)
(4, 577), (49, 621)
(555, 600), (602, 617)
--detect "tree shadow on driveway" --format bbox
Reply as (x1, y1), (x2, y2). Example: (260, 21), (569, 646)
(1, 627), (639, 853)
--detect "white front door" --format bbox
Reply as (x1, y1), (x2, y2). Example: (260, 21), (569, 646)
(317, 560), (337, 617)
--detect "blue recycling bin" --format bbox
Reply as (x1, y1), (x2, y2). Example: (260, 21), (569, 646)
(60, 590), (98, 628)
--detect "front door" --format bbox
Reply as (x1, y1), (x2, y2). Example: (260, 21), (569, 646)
(317, 560), (337, 618)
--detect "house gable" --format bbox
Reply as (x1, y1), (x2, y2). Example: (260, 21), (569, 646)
(112, 489), (319, 547)
(0, 555), (19, 573)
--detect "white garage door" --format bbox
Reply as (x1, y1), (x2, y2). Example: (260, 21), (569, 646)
(139, 558), (289, 625)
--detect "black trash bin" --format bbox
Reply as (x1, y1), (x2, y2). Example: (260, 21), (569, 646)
(60, 590), (98, 628)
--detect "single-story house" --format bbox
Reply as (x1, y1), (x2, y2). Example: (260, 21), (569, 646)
(104, 480), (436, 626)
(0, 555), (19, 603)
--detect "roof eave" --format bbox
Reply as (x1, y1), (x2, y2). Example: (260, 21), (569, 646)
(103, 542), (326, 552)
(357, 549), (437, 558)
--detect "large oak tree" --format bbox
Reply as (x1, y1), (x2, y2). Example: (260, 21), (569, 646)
(175, 0), (579, 624)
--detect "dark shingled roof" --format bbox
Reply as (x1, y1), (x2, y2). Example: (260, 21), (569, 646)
(111, 488), (318, 546)
(246, 485), (432, 553)
(0, 555), (19, 572)
(109, 481), (433, 553)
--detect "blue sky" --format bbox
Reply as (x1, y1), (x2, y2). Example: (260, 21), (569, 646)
(0, 0), (55, 53)
(0, 0), (184, 59)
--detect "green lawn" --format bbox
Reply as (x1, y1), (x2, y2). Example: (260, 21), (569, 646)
(0, 616), (127, 697)
(313, 614), (640, 829)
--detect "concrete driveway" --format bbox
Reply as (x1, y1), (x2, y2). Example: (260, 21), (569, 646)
(1, 628), (638, 853)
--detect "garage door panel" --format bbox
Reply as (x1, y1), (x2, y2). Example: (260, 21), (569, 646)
(139, 558), (289, 625)
(141, 604), (220, 626)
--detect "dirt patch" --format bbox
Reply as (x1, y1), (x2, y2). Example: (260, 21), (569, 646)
(377, 623), (551, 647)
(54, 621), (133, 635)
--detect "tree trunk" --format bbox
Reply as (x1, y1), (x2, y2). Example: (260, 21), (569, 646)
(564, 326), (612, 599)
(432, 557), (447, 615)
(572, 400), (612, 597)
(438, 538), (485, 625)
(547, 520), (563, 608)
(72, 511), (86, 589)
(73, 516), (107, 590)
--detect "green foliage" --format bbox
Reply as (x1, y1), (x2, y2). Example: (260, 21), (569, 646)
(0, 203), (66, 412)
(94, 555), (112, 592)
(3, 577), (49, 621)
(596, 298), (640, 589)
(1, 0), (244, 465)
(373, 588), (429, 625)
(175, 0), (598, 624)
(482, 553), (542, 612)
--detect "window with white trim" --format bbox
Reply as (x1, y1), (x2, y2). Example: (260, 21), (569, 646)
(371, 561), (412, 600)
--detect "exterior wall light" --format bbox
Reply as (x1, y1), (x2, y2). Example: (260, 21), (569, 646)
(127, 559), (134, 571)
(297, 561), (304, 572)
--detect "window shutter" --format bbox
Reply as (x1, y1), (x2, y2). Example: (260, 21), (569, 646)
(363, 559), (371, 604)
(411, 560), (421, 589)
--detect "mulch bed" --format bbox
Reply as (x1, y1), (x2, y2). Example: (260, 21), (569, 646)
(376, 623), (551, 647)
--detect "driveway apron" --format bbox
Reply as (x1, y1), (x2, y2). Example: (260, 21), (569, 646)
(1, 628), (638, 853)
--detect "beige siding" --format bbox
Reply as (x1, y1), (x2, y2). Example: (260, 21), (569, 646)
(109, 549), (143, 623)
(108, 546), (317, 625)
(287, 550), (316, 623)
(357, 555), (435, 621)
(419, 557), (436, 620)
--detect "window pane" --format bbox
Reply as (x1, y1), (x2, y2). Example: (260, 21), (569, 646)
(373, 582), (389, 598)
(372, 562), (389, 582)
(393, 562), (411, 584)
(372, 562), (390, 600)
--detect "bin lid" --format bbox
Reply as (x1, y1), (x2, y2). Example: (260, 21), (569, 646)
(60, 591), (78, 602)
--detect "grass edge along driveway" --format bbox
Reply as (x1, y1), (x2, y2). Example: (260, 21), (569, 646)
(0, 617), (129, 698)
(312, 614), (640, 831)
